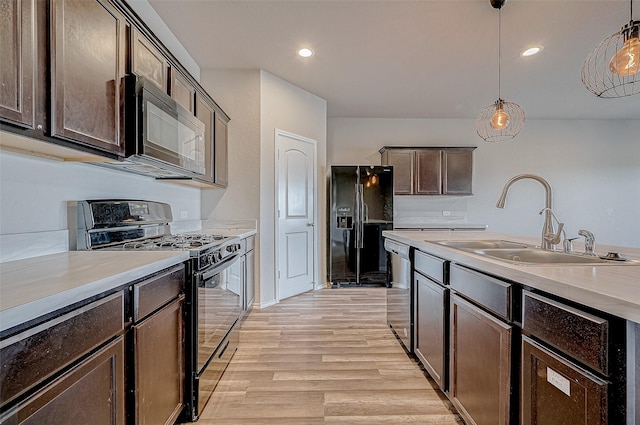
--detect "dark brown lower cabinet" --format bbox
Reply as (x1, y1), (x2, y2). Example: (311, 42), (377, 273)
(132, 296), (184, 425)
(450, 293), (513, 425)
(414, 272), (447, 391)
(522, 336), (608, 425)
(0, 336), (125, 425)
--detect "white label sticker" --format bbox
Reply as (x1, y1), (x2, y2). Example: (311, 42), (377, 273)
(547, 367), (571, 396)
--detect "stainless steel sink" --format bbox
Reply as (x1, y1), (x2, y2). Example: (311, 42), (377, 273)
(433, 240), (639, 265)
(434, 240), (530, 250)
(472, 248), (610, 265)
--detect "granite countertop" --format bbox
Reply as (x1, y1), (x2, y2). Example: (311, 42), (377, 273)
(383, 230), (640, 323)
(0, 250), (190, 333)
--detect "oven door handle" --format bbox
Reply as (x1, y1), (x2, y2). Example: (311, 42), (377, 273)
(195, 253), (241, 285)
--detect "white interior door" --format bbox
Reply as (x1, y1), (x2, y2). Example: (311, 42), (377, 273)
(276, 130), (316, 300)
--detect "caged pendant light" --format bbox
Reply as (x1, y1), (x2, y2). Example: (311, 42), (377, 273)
(476, 0), (525, 143)
(582, 0), (640, 98)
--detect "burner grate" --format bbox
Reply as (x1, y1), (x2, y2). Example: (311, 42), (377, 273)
(119, 234), (227, 250)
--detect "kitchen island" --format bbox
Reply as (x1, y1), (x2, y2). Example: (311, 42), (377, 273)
(383, 229), (639, 425)
(383, 230), (640, 322)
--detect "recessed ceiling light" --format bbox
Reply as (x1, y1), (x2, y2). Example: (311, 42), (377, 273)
(298, 48), (313, 58)
(521, 46), (543, 57)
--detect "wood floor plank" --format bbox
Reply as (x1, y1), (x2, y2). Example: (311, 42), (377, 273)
(189, 288), (463, 424)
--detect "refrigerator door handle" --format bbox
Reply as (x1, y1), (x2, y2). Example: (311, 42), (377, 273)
(356, 184), (364, 249)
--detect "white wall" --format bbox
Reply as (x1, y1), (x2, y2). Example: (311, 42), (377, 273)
(260, 71), (327, 305)
(199, 69), (261, 222)
(195, 69), (327, 307)
(328, 118), (640, 248)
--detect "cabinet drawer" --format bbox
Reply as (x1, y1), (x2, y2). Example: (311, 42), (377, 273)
(523, 292), (609, 375)
(414, 250), (446, 284)
(133, 264), (184, 321)
(0, 291), (125, 408)
(450, 264), (512, 321)
(0, 336), (125, 425)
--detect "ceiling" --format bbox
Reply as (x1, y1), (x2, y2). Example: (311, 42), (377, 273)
(147, 0), (639, 120)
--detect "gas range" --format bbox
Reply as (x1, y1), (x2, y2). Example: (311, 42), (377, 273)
(77, 199), (244, 421)
(76, 200), (240, 270)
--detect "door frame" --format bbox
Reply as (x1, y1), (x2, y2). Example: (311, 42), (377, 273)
(274, 128), (319, 302)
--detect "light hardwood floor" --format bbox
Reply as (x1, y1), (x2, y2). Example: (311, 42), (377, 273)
(196, 288), (464, 424)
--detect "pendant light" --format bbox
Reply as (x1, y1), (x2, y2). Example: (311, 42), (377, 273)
(582, 0), (640, 98)
(476, 0), (525, 143)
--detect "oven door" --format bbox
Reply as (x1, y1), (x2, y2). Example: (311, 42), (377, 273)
(194, 254), (242, 373)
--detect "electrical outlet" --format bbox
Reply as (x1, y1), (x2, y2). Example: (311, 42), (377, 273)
(180, 210), (188, 219)
(442, 210), (451, 216)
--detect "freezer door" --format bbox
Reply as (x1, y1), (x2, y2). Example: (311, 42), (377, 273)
(329, 166), (358, 283)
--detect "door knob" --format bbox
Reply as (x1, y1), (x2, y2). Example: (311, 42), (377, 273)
(307, 222), (314, 227)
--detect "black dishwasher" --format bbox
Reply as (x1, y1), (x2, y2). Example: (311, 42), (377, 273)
(521, 291), (627, 425)
(385, 239), (412, 352)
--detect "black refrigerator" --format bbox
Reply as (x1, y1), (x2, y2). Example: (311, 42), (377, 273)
(329, 165), (394, 286)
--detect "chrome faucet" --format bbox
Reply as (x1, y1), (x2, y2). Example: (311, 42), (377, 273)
(538, 208), (565, 249)
(578, 229), (596, 256)
(496, 174), (556, 250)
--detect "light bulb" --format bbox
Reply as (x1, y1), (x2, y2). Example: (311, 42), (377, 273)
(490, 107), (510, 130)
(371, 175), (378, 185)
(610, 36), (640, 76)
(298, 48), (313, 58)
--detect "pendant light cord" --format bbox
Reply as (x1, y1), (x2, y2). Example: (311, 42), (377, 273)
(497, 7), (502, 100)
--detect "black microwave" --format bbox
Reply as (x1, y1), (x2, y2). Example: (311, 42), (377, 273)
(122, 75), (206, 178)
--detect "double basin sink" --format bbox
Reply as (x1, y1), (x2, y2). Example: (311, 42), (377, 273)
(434, 240), (638, 266)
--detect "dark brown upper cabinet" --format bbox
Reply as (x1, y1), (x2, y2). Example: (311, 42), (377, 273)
(415, 149), (442, 195)
(195, 88), (229, 188)
(130, 26), (168, 92)
(195, 92), (215, 184)
(381, 148), (413, 195)
(50, 0), (126, 155)
(214, 112), (229, 187)
(1, 0), (230, 186)
(171, 68), (195, 114)
(380, 146), (475, 196)
(0, 0), (35, 129)
(442, 149), (474, 195)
